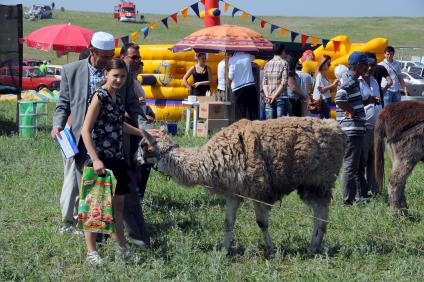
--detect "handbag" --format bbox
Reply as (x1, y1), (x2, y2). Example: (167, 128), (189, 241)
(77, 167), (117, 234)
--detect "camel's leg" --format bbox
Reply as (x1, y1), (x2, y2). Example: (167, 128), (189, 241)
(223, 196), (241, 251)
(388, 157), (418, 215)
(253, 202), (274, 257)
(309, 198), (330, 254)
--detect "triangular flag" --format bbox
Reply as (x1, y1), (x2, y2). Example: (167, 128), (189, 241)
(181, 7), (188, 19)
(131, 32), (138, 43)
(121, 35), (129, 45)
(251, 15), (256, 23)
(333, 40), (341, 53)
(270, 24), (279, 34)
(161, 17), (169, 28)
(190, 3), (200, 17)
(322, 39), (330, 49)
(260, 19), (266, 29)
(141, 27), (149, 38)
(241, 11), (249, 22)
(170, 13), (178, 24)
(290, 31), (299, 42)
(311, 36), (319, 47)
(114, 38), (120, 48)
(301, 34), (309, 48)
(224, 3), (231, 13)
(279, 28), (288, 37)
(149, 23), (157, 29)
(232, 7), (240, 17)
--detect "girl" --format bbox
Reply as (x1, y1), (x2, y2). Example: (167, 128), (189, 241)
(81, 58), (147, 264)
(312, 55), (340, 119)
(286, 54), (307, 117)
(183, 52), (212, 96)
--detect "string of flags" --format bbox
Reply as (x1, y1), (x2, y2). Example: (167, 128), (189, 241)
(114, 0), (341, 52)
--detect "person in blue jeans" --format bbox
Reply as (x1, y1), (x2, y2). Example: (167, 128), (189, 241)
(312, 55), (339, 119)
(378, 46), (409, 106)
(262, 42), (289, 119)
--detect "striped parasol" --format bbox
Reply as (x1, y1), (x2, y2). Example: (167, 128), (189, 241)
(171, 24), (273, 54)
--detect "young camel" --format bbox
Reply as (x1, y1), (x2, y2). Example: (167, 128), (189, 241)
(139, 117), (346, 255)
(374, 100), (424, 215)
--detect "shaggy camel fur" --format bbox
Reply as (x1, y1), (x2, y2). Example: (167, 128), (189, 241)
(140, 117), (346, 255)
(374, 100), (424, 214)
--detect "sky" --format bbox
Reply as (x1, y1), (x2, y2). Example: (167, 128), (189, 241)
(3, 0), (424, 17)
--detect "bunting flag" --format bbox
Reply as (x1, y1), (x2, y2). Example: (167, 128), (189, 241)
(170, 13), (178, 23)
(141, 27), (149, 38)
(161, 17), (169, 28)
(333, 40), (341, 53)
(290, 31), (299, 42)
(279, 28), (288, 37)
(224, 2), (231, 13)
(190, 3), (200, 17)
(232, 7), (240, 17)
(241, 11), (249, 22)
(270, 24), (279, 34)
(260, 19), (266, 29)
(322, 39), (330, 49)
(200, 0), (205, 4)
(251, 15), (256, 23)
(181, 7), (188, 19)
(114, 38), (120, 48)
(149, 23), (157, 29)
(131, 32), (138, 43)
(311, 36), (319, 47)
(121, 35), (129, 45)
(301, 34), (309, 48)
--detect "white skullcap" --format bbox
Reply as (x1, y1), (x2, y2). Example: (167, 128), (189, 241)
(91, 31), (115, 51)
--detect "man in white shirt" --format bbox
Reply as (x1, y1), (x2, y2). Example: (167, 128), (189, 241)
(229, 52), (258, 121)
(378, 46), (408, 106)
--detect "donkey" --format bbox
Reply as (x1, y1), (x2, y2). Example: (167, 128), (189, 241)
(374, 100), (424, 214)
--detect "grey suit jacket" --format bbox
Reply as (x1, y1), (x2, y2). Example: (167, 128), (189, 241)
(53, 58), (141, 157)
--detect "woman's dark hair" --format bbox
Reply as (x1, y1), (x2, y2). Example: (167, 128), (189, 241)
(286, 53), (300, 76)
(104, 58), (128, 73)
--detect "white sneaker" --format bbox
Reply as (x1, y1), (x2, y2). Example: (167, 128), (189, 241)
(58, 225), (84, 236)
(86, 251), (102, 265)
(128, 237), (148, 251)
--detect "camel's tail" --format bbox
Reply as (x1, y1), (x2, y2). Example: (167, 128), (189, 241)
(374, 116), (386, 192)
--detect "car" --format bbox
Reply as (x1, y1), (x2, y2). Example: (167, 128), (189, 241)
(23, 58), (43, 67)
(400, 71), (424, 96)
(26, 5), (52, 19)
(0, 66), (60, 91)
(45, 65), (63, 80)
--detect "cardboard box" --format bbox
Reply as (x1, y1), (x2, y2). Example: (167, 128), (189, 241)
(196, 119), (229, 138)
(196, 96), (215, 103)
(199, 102), (230, 119)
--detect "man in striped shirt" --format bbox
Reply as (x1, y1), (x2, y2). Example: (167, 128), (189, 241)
(335, 52), (374, 205)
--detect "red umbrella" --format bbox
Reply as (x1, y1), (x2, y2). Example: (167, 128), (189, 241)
(25, 23), (94, 53)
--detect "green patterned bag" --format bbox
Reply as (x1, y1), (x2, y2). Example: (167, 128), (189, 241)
(77, 167), (117, 234)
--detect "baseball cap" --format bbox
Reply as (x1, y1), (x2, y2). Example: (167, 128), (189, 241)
(348, 51), (375, 65)
(90, 31), (115, 51)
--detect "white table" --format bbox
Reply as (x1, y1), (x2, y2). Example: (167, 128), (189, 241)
(182, 100), (200, 136)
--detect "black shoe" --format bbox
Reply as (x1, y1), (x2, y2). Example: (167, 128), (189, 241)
(343, 200), (354, 206)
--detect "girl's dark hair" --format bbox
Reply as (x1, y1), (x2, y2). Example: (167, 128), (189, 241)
(104, 58), (128, 73)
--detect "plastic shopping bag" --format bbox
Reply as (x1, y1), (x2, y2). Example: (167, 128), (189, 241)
(77, 167), (117, 234)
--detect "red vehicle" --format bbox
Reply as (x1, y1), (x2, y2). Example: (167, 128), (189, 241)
(0, 66), (60, 91)
(114, 1), (136, 22)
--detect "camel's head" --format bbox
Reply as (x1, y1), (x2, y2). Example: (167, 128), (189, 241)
(135, 129), (179, 166)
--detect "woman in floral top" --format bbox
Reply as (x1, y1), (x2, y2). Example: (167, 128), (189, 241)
(81, 58), (151, 264)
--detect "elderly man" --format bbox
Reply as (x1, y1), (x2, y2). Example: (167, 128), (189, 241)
(335, 52), (373, 205)
(52, 32), (142, 240)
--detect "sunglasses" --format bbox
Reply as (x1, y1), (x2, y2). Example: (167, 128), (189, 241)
(127, 55), (141, 60)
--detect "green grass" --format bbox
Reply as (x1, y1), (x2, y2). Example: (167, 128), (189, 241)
(22, 9), (424, 65)
(1, 101), (424, 281)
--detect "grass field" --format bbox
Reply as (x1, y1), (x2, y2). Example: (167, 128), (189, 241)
(22, 9), (424, 65)
(1, 10), (424, 281)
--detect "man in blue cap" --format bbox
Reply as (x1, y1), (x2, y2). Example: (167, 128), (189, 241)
(335, 51), (374, 205)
